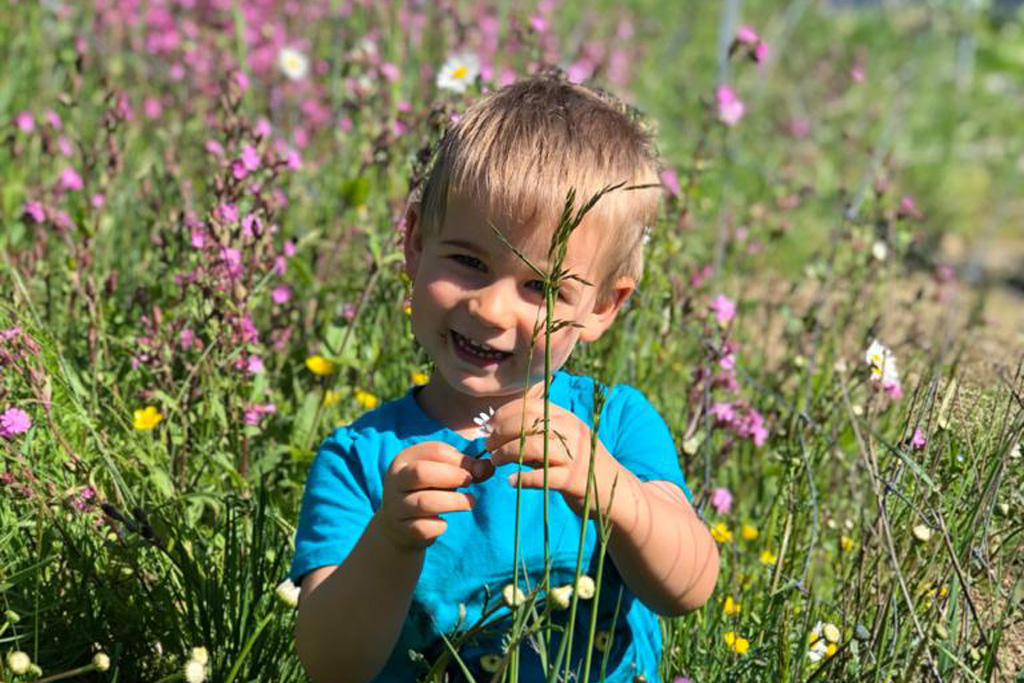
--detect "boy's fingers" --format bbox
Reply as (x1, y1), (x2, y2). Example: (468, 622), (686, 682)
(398, 490), (477, 517)
(396, 460), (474, 491)
(489, 434), (569, 470)
(393, 441), (493, 489)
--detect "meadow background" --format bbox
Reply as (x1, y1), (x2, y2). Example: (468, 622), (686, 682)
(1, 0), (1023, 681)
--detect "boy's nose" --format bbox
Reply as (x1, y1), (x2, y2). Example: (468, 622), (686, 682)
(467, 282), (515, 330)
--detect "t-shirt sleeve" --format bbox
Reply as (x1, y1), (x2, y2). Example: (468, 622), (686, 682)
(606, 384), (693, 503)
(289, 429), (376, 584)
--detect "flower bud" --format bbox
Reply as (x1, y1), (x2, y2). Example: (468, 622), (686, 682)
(6, 651), (31, 675)
(92, 653), (110, 671)
(575, 575), (596, 600)
(912, 524), (932, 543)
(549, 585), (573, 610)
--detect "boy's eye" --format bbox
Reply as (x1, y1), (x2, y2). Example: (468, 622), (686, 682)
(451, 254), (485, 271)
(526, 281), (571, 302)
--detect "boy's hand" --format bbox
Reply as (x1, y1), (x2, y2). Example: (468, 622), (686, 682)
(378, 442), (495, 553)
(484, 400), (623, 518)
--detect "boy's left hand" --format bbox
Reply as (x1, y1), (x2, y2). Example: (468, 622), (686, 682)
(483, 399), (625, 518)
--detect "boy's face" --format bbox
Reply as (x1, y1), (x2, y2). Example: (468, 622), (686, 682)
(404, 193), (634, 401)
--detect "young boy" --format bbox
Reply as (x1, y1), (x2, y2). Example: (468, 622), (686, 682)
(291, 74), (719, 683)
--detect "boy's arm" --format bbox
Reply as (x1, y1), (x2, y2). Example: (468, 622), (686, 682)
(600, 465), (720, 617)
(295, 512), (425, 683)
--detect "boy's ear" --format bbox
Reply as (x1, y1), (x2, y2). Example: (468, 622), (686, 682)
(579, 276), (635, 343)
(403, 203), (424, 280)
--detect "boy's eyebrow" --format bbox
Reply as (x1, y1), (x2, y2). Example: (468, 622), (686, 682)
(439, 238), (487, 254)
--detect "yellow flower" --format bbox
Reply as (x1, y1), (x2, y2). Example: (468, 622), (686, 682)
(724, 631), (749, 654)
(403, 303), (412, 316)
(723, 596), (741, 615)
(759, 549), (777, 566)
(826, 643), (838, 657)
(323, 389), (342, 406)
(411, 371), (429, 386)
(741, 524), (759, 540)
(305, 355), (336, 376)
(133, 406), (163, 430)
(840, 535), (856, 553)
(355, 390), (379, 410)
(711, 522), (733, 543)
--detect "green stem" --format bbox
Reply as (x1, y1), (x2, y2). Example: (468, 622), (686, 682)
(223, 611), (275, 683)
(34, 664), (97, 683)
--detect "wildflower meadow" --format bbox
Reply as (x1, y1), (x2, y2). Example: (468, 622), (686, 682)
(2, 1), (1023, 682)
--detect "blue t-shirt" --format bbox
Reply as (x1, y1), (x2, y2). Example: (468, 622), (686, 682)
(291, 371), (692, 682)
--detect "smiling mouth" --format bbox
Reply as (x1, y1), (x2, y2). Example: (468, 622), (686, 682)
(450, 330), (513, 364)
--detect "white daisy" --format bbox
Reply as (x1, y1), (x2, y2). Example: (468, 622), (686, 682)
(278, 47), (309, 81)
(575, 575), (595, 600)
(275, 578), (301, 608)
(473, 406), (495, 439)
(184, 659), (207, 683)
(502, 584), (526, 608)
(864, 339), (899, 385)
(436, 53), (480, 93)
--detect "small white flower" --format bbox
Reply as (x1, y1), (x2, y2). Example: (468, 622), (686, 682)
(822, 623), (841, 644)
(184, 659), (207, 683)
(190, 647), (209, 666)
(549, 585), (573, 610)
(473, 407), (496, 439)
(278, 47), (309, 81)
(871, 240), (888, 261)
(864, 339), (899, 385)
(912, 524), (932, 543)
(502, 584), (526, 608)
(574, 575), (595, 600)
(275, 578), (301, 608)
(6, 651), (31, 675)
(436, 53), (480, 93)
(92, 653), (110, 671)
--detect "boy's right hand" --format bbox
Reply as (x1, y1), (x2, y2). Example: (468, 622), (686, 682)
(377, 442), (494, 553)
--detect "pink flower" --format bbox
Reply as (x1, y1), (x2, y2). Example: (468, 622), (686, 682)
(220, 247), (242, 276)
(735, 407), (769, 446)
(711, 402), (735, 425)
(90, 194), (105, 209)
(715, 85), (745, 126)
(44, 109), (62, 130)
(883, 379), (903, 400)
(180, 328), (195, 351)
(851, 66), (865, 83)
(711, 487), (733, 515)
(240, 145), (261, 172)
(911, 428), (926, 451)
(736, 25), (759, 44)
(59, 168), (84, 191)
(380, 62), (400, 82)
(690, 265), (713, 289)
(16, 111), (34, 133)
(190, 229), (207, 250)
(247, 355), (265, 374)
(754, 43), (768, 62)
(0, 327), (21, 342)
(660, 168), (681, 198)
(205, 140), (224, 157)
(217, 203), (239, 224)
(143, 97), (163, 120)
(272, 285), (292, 304)
(342, 302), (357, 322)
(897, 196), (923, 220)
(58, 136), (74, 157)
(0, 407), (32, 437)
(529, 14), (547, 32)
(23, 202), (46, 223)
(710, 294), (737, 326)
(244, 402), (277, 426)
(673, 677), (693, 683)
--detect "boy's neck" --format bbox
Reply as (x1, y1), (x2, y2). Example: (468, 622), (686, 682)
(415, 374), (549, 438)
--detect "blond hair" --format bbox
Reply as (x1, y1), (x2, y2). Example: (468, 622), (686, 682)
(417, 73), (662, 304)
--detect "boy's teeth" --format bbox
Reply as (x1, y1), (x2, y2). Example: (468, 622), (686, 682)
(455, 331), (509, 360)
